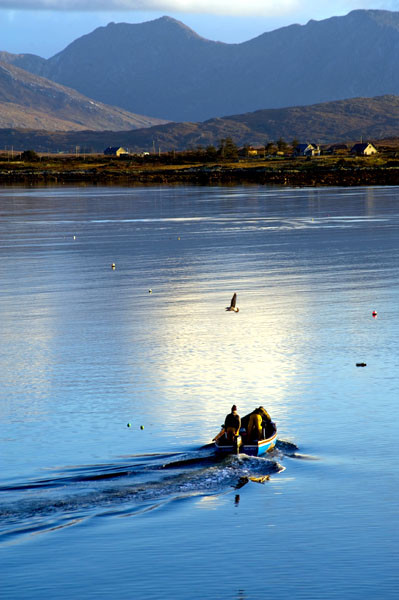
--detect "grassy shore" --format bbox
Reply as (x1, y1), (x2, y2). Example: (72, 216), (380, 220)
(1, 153), (399, 186)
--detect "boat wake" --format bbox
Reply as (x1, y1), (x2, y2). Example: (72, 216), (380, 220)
(0, 446), (290, 545)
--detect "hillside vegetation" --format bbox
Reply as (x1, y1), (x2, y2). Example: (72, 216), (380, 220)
(0, 95), (399, 152)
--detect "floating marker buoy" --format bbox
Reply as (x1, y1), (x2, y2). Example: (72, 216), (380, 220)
(177, 237), (180, 240)
(73, 235), (76, 240)
(372, 310), (377, 317)
(111, 263), (116, 270)
(127, 423), (131, 427)
(140, 425), (144, 430)
(149, 289), (152, 294)
(356, 363), (367, 367)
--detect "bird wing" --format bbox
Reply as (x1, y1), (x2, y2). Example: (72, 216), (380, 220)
(230, 293), (237, 308)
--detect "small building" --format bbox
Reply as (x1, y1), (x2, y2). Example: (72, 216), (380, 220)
(104, 146), (128, 157)
(238, 145), (265, 158)
(248, 145), (265, 156)
(350, 142), (377, 156)
(294, 143), (320, 157)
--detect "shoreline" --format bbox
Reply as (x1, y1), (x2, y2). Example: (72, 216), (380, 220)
(1, 161), (399, 187)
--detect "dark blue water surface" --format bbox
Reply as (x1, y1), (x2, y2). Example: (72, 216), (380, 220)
(1, 185), (398, 599)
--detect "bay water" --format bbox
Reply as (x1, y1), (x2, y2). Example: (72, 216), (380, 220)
(1, 184), (398, 599)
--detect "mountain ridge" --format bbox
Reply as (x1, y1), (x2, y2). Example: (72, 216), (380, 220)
(0, 61), (168, 131)
(3, 10), (399, 122)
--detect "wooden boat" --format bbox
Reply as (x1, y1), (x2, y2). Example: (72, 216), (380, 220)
(214, 412), (277, 457)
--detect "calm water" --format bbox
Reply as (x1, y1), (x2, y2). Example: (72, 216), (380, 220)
(1, 185), (398, 599)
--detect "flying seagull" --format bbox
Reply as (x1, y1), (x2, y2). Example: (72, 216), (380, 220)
(226, 293), (239, 312)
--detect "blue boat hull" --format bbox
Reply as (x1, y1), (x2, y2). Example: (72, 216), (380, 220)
(215, 425), (277, 457)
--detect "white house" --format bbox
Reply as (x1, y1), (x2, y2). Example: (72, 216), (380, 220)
(294, 143), (321, 157)
(350, 142), (377, 156)
(104, 146), (128, 157)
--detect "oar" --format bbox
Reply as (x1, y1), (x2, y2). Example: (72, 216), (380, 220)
(212, 428), (225, 442)
(199, 428), (225, 450)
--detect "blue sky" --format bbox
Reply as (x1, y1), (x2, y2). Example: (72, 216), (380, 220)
(1, 1), (398, 58)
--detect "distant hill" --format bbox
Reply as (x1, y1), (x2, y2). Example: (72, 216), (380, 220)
(1, 95), (399, 153)
(0, 61), (167, 131)
(0, 51), (47, 75)
(4, 10), (399, 122)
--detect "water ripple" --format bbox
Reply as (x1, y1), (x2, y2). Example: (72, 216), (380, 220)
(0, 448), (285, 545)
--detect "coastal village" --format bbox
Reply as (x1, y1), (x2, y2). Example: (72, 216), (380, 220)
(1, 137), (397, 187)
(102, 141), (379, 158)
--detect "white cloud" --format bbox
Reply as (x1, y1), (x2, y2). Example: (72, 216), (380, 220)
(0, 1), (398, 20)
(0, 0), (300, 17)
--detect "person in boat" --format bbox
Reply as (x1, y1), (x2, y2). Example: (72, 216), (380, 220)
(247, 406), (272, 441)
(224, 405), (241, 441)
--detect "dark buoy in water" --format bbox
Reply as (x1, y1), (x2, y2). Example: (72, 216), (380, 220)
(140, 425), (144, 430)
(111, 263), (116, 270)
(372, 310), (377, 317)
(356, 362), (367, 367)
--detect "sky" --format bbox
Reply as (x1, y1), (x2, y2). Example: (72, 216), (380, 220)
(0, 1), (398, 58)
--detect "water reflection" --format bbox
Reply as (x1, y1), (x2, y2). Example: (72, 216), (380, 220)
(1, 184), (399, 450)
(1, 185), (399, 600)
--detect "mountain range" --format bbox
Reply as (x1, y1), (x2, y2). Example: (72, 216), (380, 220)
(1, 95), (399, 153)
(3, 9), (399, 122)
(0, 60), (167, 131)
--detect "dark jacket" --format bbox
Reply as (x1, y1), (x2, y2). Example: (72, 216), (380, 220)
(224, 411), (241, 431)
